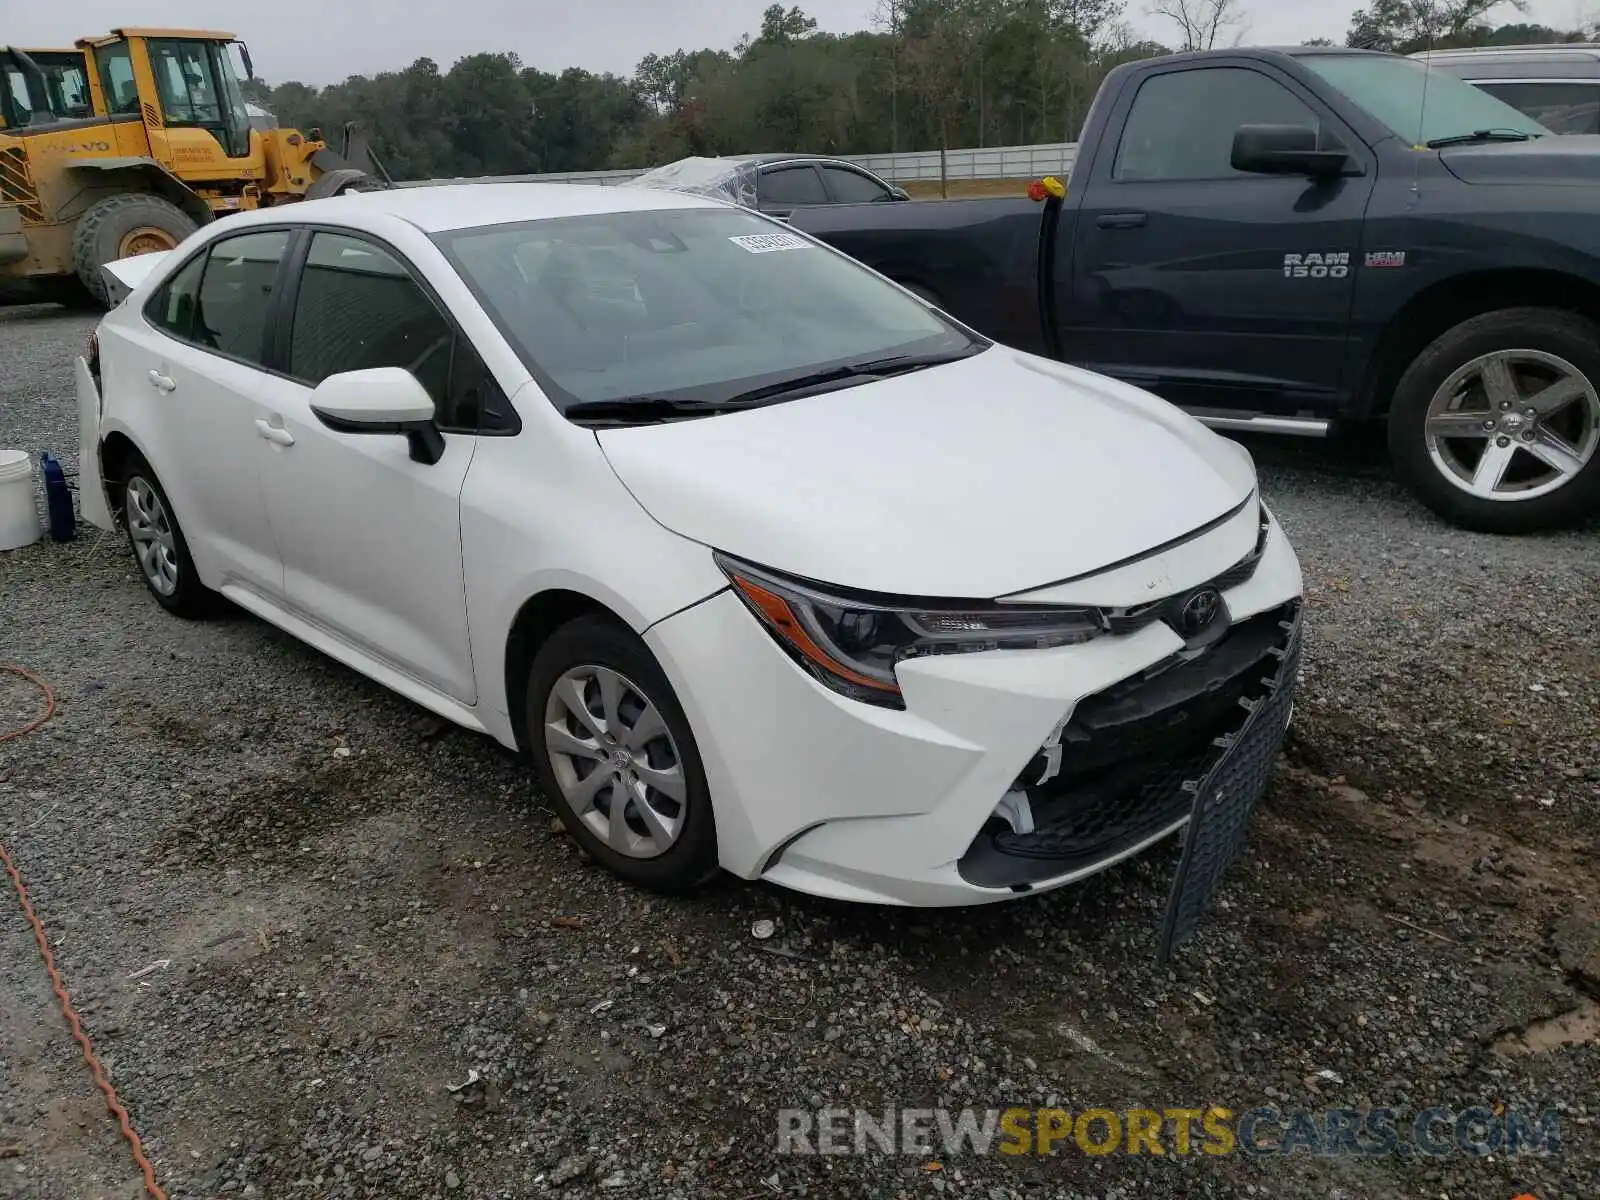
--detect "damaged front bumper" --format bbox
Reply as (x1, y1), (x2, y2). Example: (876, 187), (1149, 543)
(646, 501), (1304, 947)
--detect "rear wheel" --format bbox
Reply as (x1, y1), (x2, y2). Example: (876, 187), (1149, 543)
(524, 615), (719, 893)
(120, 457), (220, 619)
(1388, 308), (1600, 533)
(71, 194), (200, 306)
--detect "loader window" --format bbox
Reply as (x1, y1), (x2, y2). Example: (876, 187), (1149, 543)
(148, 39), (251, 158)
(94, 42), (139, 115)
(2, 66), (31, 127)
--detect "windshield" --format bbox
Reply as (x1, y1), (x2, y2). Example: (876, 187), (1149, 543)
(1302, 54), (1550, 145)
(435, 207), (977, 411)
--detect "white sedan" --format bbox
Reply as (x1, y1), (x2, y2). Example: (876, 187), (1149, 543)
(77, 182), (1304, 911)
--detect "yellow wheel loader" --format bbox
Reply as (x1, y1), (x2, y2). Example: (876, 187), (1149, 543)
(0, 29), (389, 307)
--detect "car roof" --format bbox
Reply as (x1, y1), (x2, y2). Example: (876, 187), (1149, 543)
(720, 152), (869, 168)
(1413, 43), (1600, 62)
(270, 181), (725, 234)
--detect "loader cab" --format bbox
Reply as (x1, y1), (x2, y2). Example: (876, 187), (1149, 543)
(81, 29), (256, 160)
(1, 48), (94, 128)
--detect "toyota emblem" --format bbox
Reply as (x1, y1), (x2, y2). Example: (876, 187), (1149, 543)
(1177, 588), (1223, 636)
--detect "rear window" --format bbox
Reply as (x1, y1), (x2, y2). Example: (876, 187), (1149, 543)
(434, 207), (971, 410)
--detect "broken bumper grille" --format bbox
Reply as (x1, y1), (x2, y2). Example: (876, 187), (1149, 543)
(957, 602), (1302, 910)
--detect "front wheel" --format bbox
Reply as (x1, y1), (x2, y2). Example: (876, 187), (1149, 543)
(1388, 308), (1600, 533)
(525, 615), (720, 893)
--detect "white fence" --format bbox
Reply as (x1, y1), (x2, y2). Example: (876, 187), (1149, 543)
(397, 141), (1078, 189)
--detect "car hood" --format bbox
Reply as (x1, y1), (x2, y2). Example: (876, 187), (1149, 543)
(595, 347), (1256, 599)
(1439, 135), (1600, 186)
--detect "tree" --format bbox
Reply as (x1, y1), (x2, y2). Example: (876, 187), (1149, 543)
(1147, 0), (1249, 51)
(758, 5), (820, 44)
(1347, 0), (1529, 52)
(901, 0), (988, 195)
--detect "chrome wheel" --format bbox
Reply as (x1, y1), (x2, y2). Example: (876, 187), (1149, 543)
(542, 665), (687, 859)
(126, 476), (179, 596)
(1425, 349), (1600, 502)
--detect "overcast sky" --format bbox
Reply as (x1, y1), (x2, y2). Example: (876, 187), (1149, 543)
(12, 0), (1592, 86)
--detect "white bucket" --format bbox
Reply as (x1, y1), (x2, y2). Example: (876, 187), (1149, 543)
(0, 450), (42, 551)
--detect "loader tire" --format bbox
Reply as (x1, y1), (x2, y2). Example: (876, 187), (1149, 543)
(72, 194), (200, 306)
(304, 168), (381, 200)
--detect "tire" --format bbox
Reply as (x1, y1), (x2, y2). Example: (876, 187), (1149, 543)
(1388, 307), (1600, 534)
(72, 194), (200, 306)
(304, 168), (381, 201)
(525, 615), (719, 893)
(120, 457), (220, 619)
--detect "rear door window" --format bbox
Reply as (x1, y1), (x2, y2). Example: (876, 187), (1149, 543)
(145, 251), (209, 340)
(758, 165), (829, 207)
(144, 229), (289, 365)
(193, 230), (291, 363)
(822, 165), (893, 203)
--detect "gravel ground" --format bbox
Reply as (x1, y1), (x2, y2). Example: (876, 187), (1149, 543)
(1, 303), (1597, 1200)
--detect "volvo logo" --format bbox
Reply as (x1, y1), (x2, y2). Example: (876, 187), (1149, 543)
(1176, 588), (1223, 637)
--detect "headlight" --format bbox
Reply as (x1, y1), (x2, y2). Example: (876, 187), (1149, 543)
(715, 553), (1104, 708)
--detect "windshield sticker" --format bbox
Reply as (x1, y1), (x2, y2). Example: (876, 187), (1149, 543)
(729, 232), (813, 254)
(1366, 251), (1407, 269)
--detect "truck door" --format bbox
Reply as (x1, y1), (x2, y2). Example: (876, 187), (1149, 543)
(1064, 61), (1376, 422)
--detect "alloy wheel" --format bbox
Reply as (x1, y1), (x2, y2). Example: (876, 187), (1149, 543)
(126, 477), (180, 596)
(1425, 349), (1600, 502)
(542, 665), (688, 859)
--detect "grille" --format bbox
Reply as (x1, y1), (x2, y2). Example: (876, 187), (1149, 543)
(0, 147), (44, 223)
(957, 602), (1300, 893)
(1104, 508), (1270, 638)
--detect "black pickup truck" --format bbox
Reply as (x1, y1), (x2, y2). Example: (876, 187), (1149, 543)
(787, 47), (1600, 534)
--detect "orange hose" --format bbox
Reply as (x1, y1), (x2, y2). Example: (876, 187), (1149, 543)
(0, 664), (55, 743)
(1, 666), (166, 1199)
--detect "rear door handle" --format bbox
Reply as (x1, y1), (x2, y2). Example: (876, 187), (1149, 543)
(147, 370), (176, 392)
(254, 418), (295, 447)
(1096, 212), (1148, 229)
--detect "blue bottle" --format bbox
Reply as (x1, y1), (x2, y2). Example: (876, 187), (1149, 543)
(39, 452), (75, 542)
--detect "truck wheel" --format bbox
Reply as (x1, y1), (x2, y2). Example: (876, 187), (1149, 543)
(72, 194), (200, 306)
(1388, 308), (1600, 533)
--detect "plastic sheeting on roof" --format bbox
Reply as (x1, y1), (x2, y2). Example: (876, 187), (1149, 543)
(619, 156), (761, 209)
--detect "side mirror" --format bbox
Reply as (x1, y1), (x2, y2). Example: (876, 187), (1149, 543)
(309, 367), (444, 465)
(888, 186), (911, 201)
(1231, 125), (1352, 178)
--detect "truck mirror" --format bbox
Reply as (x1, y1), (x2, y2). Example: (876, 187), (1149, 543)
(1231, 125), (1353, 179)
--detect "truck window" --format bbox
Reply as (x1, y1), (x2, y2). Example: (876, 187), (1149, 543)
(1114, 68), (1324, 182)
(1471, 80), (1600, 135)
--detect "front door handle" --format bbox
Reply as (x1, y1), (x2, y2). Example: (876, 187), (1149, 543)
(148, 370), (176, 392)
(1096, 212), (1148, 229)
(254, 418), (295, 447)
